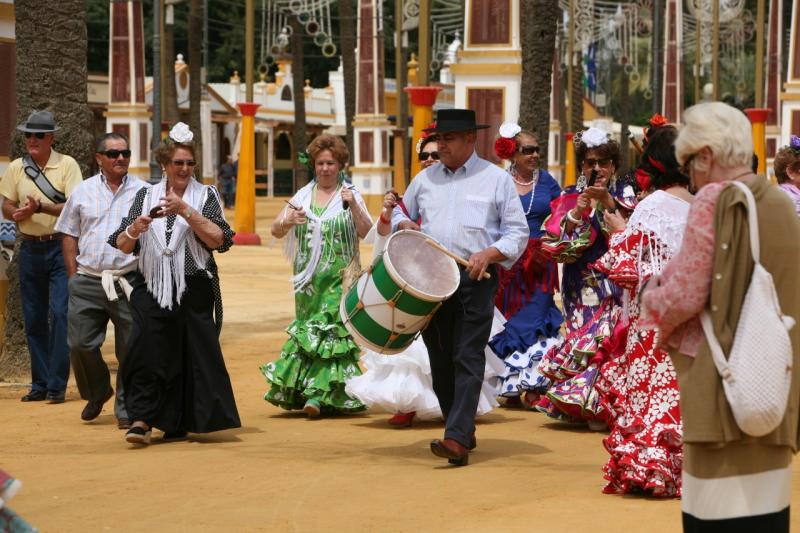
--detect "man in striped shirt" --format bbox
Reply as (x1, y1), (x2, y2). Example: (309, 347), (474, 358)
(55, 133), (147, 429)
(392, 109), (529, 465)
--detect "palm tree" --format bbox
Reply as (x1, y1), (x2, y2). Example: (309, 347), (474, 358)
(188, 0), (203, 178)
(518, 0), (559, 168)
(291, 16), (308, 189)
(338, 0), (356, 157)
(0, 0), (93, 380)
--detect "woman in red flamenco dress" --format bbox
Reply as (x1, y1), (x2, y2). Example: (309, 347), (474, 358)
(591, 123), (693, 498)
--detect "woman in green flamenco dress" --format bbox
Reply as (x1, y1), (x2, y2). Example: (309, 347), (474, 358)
(261, 134), (373, 417)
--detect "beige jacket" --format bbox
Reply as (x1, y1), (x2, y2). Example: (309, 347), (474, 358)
(672, 176), (800, 449)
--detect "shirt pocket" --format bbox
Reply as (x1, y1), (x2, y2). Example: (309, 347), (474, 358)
(463, 194), (490, 229)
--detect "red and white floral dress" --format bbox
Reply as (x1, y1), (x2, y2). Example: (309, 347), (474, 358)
(590, 190), (691, 498)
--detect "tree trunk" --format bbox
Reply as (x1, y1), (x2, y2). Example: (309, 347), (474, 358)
(291, 16), (308, 190)
(571, 61), (584, 134)
(519, 0), (558, 169)
(163, 13), (181, 124)
(188, 0), (203, 179)
(1, 0), (92, 381)
(338, 0), (356, 158)
(619, 61), (631, 172)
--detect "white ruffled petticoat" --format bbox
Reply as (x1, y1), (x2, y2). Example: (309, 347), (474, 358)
(346, 311), (506, 420)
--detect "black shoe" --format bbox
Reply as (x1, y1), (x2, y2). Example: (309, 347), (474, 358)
(81, 388), (113, 421)
(125, 426), (151, 445)
(21, 390), (46, 402)
(45, 391), (66, 404)
(162, 430), (188, 441)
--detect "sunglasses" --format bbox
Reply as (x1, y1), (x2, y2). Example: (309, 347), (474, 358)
(24, 132), (47, 139)
(171, 159), (197, 167)
(98, 149), (131, 159)
(518, 145), (540, 155)
(583, 157), (612, 168)
(418, 151), (440, 162)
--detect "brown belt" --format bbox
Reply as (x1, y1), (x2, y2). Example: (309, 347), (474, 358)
(20, 232), (63, 242)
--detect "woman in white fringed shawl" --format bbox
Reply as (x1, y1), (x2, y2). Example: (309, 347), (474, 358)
(110, 123), (240, 446)
(261, 134), (372, 417)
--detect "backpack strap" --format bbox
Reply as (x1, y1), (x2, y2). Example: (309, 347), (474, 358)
(22, 155), (67, 204)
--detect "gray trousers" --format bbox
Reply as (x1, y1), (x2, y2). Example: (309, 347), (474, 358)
(67, 273), (133, 419)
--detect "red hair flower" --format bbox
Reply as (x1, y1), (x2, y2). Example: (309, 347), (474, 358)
(494, 137), (517, 160)
(649, 114), (668, 128)
(635, 168), (652, 192)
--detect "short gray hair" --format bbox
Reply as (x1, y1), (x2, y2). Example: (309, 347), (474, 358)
(675, 102), (753, 168)
(96, 132), (129, 153)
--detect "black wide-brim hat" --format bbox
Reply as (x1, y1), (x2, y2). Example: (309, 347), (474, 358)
(16, 110), (59, 133)
(423, 109), (489, 133)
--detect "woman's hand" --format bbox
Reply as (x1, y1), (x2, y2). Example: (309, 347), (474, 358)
(130, 215), (153, 237)
(575, 192), (591, 216)
(585, 185), (615, 209)
(285, 206), (307, 227)
(159, 187), (189, 216)
(381, 191), (397, 218)
(604, 209), (626, 233)
(341, 187), (357, 209)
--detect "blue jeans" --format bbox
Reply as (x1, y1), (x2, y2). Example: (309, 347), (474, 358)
(220, 178), (236, 208)
(19, 239), (70, 393)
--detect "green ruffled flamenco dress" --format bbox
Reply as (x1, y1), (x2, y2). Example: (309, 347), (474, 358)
(261, 204), (366, 414)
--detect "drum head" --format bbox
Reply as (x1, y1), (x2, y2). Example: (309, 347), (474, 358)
(384, 230), (460, 300)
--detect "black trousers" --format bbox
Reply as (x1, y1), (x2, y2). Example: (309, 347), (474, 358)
(421, 267), (498, 446)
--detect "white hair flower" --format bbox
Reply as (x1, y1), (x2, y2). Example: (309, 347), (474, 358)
(498, 122), (522, 139)
(580, 127), (610, 148)
(169, 122), (193, 143)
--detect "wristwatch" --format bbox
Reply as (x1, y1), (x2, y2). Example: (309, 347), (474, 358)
(183, 207), (194, 219)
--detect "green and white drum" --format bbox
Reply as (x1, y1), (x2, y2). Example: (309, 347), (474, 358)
(340, 230), (460, 354)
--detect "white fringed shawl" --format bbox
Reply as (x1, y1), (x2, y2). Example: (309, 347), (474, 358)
(139, 178), (215, 309)
(283, 181), (367, 293)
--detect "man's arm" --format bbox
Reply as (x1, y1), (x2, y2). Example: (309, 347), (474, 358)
(490, 175), (530, 269)
(390, 178), (420, 231)
(61, 235), (79, 278)
(1, 197), (18, 220)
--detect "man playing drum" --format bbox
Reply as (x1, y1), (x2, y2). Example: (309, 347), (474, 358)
(392, 109), (529, 465)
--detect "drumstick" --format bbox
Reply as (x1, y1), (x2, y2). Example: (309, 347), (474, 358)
(424, 238), (491, 280)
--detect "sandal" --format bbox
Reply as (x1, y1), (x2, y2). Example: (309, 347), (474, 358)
(125, 425), (152, 445)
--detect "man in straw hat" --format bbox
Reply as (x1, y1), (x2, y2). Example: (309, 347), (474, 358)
(0, 111), (82, 403)
(392, 108), (529, 465)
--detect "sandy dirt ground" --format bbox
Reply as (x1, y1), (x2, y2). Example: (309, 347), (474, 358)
(2, 198), (799, 532)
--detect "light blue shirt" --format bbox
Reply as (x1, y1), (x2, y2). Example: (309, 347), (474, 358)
(55, 173), (148, 271)
(391, 151), (529, 269)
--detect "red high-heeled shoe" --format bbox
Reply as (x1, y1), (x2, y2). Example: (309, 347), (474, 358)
(388, 411), (416, 427)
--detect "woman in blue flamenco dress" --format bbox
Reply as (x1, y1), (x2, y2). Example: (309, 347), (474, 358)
(488, 123), (564, 408)
(536, 127), (636, 427)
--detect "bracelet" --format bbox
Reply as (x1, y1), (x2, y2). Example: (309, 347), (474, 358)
(124, 225), (140, 240)
(566, 209), (583, 225)
(35, 200), (42, 213)
(379, 213), (391, 225)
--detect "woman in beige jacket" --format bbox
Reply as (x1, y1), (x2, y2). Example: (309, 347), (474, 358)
(641, 102), (800, 532)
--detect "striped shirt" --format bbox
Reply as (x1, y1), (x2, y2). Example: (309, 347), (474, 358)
(391, 151), (529, 268)
(55, 173), (148, 271)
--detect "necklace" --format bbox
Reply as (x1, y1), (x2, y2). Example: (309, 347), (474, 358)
(312, 183), (340, 211)
(513, 169), (539, 215)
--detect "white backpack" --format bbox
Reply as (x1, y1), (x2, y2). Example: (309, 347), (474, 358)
(699, 180), (795, 437)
